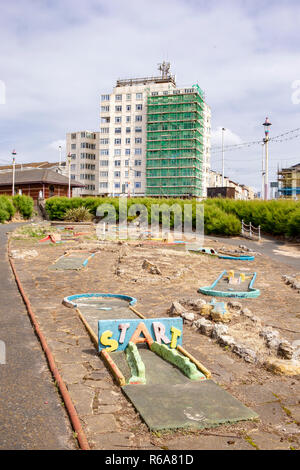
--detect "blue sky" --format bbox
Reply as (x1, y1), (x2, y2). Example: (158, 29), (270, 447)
(0, 0), (300, 190)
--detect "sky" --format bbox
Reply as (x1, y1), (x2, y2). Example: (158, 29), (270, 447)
(0, 0), (300, 190)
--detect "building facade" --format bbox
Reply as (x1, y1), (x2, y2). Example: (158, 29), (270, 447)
(207, 169), (256, 200)
(66, 64), (211, 198)
(278, 163), (300, 200)
(65, 131), (100, 197)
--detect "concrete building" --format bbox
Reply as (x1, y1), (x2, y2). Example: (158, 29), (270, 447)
(207, 169), (256, 200)
(65, 131), (100, 197)
(278, 163), (300, 200)
(98, 63), (211, 198)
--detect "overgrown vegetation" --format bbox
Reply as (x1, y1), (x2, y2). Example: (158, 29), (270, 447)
(64, 206), (93, 222)
(45, 196), (300, 237)
(0, 194), (34, 223)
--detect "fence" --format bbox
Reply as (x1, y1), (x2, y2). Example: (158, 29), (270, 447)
(241, 220), (261, 241)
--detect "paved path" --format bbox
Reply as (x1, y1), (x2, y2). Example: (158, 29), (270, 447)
(0, 224), (74, 450)
(206, 235), (300, 270)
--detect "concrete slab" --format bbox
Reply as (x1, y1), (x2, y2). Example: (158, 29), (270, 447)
(122, 380), (258, 431)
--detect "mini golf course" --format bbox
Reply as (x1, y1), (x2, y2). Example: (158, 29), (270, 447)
(49, 251), (97, 271)
(189, 246), (255, 261)
(63, 293), (258, 431)
(199, 270), (260, 298)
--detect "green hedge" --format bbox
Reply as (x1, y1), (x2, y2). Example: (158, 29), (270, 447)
(44, 196), (300, 237)
(12, 195), (34, 219)
(0, 196), (15, 223)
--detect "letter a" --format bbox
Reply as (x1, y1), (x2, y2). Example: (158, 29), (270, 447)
(129, 322), (153, 347)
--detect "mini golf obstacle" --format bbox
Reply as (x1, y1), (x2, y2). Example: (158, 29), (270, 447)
(189, 246), (255, 261)
(199, 270), (260, 299)
(63, 293), (258, 431)
(49, 251), (98, 271)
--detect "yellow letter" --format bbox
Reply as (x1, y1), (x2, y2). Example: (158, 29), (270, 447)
(170, 327), (181, 349)
(100, 330), (118, 352)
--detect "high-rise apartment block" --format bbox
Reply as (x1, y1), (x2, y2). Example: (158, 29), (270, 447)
(66, 64), (211, 198)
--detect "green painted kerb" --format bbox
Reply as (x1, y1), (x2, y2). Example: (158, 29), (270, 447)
(125, 342), (146, 385)
(150, 342), (206, 381)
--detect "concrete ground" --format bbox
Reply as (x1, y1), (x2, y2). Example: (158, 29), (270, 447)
(9, 227), (300, 450)
(0, 224), (75, 450)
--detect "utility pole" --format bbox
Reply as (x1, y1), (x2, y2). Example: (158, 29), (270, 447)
(59, 145), (62, 166)
(262, 117), (272, 200)
(261, 142), (265, 199)
(67, 152), (71, 198)
(12, 149), (17, 196)
(222, 128), (226, 187)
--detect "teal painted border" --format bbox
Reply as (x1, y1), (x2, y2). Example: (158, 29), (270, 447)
(198, 270), (260, 299)
(63, 293), (137, 308)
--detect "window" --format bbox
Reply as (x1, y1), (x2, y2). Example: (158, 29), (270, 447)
(100, 182), (108, 188)
(126, 127), (131, 133)
(100, 171), (108, 177)
(71, 144), (76, 149)
(115, 127), (121, 134)
(71, 133), (76, 139)
(71, 154), (76, 160)
(135, 171), (141, 177)
(115, 94), (122, 101)
(135, 137), (142, 144)
(114, 138), (121, 145)
(136, 93), (143, 100)
(125, 171), (129, 177)
(115, 105), (122, 112)
(135, 182), (141, 188)
(101, 95), (110, 101)
(125, 138), (131, 144)
(126, 116), (131, 122)
(135, 126), (142, 133)
(71, 164), (76, 170)
(136, 104), (143, 111)
(100, 149), (109, 156)
(126, 105), (131, 111)
(152, 92), (158, 96)
(115, 160), (121, 167)
(114, 149), (121, 156)
(100, 127), (109, 134)
(126, 94), (131, 100)
(125, 160), (129, 167)
(125, 149), (131, 155)
(114, 171), (121, 178)
(115, 116), (122, 123)
(100, 160), (109, 166)
(115, 182), (120, 189)
(135, 148), (142, 155)
(71, 174), (76, 180)
(100, 138), (109, 145)
(101, 106), (110, 112)
(135, 160), (142, 166)
(135, 115), (142, 122)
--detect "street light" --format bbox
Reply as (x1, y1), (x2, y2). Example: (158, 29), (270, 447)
(262, 117), (272, 200)
(67, 152), (72, 198)
(221, 128), (226, 187)
(59, 145), (62, 166)
(12, 149), (17, 196)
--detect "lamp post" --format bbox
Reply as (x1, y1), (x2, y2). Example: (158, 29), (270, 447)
(261, 142), (265, 199)
(12, 149), (17, 196)
(222, 128), (226, 187)
(59, 145), (62, 166)
(67, 152), (71, 198)
(262, 117), (272, 200)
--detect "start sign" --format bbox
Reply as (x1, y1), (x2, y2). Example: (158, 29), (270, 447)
(98, 317), (183, 352)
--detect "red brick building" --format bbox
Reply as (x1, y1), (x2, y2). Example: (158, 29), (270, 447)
(0, 168), (84, 201)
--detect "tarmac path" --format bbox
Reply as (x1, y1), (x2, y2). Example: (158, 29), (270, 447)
(206, 235), (300, 270)
(0, 223), (74, 450)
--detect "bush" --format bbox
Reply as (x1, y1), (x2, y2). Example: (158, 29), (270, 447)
(0, 196), (15, 223)
(64, 207), (93, 222)
(287, 208), (300, 237)
(12, 195), (34, 219)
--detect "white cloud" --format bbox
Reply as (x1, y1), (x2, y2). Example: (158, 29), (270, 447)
(0, 0), (299, 189)
(211, 127), (242, 147)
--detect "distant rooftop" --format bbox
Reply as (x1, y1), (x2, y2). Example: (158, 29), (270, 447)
(116, 61), (176, 88)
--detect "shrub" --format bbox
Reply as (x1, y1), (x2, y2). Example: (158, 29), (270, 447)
(287, 208), (300, 237)
(0, 196), (15, 223)
(64, 207), (93, 222)
(12, 195), (34, 219)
